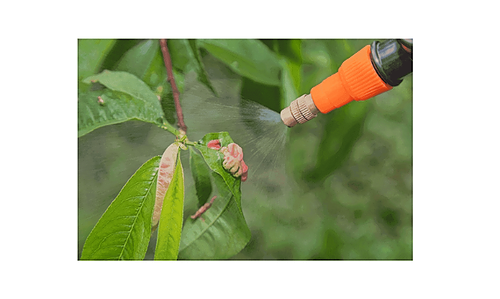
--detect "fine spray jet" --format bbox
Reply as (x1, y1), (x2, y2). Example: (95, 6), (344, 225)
(280, 39), (413, 127)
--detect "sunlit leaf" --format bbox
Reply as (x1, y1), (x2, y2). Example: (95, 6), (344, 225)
(154, 153), (184, 260)
(189, 147), (212, 206)
(80, 156), (160, 260)
(198, 39), (281, 86)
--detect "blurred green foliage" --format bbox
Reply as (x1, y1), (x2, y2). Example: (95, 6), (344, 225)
(78, 39), (412, 260)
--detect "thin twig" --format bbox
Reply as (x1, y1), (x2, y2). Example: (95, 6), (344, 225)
(160, 39), (187, 133)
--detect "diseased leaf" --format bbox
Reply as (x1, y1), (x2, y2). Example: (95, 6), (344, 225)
(194, 132), (242, 211)
(78, 89), (164, 137)
(189, 147), (212, 206)
(80, 156), (160, 260)
(154, 152), (184, 260)
(152, 143), (181, 231)
(178, 172), (251, 260)
(198, 39), (281, 86)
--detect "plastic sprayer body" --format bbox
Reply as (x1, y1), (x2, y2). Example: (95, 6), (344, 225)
(280, 39), (413, 127)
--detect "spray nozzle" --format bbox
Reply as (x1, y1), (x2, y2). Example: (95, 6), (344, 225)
(280, 94), (319, 127)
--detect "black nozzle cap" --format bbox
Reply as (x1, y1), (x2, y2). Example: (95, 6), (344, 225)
(370, 39), (413, 86)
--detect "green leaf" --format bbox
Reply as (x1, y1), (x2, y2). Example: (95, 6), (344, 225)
(189, 147), (212, 206)
(280, 58), (299, 109)
(83, 70), (162, 113)
(78, 39), (116, 92)
(273, 39), (303, 109)
(187, 39), (217, 96)
(115, 40), (159, 79)
(178, 172), (251, 260)
(306, 101), (370, 182)
(198, 39), (281, 86)
(154, 152), (184, 260)
(168, 39), (216, 95)
(80, 156), (160, 260)
(80, 70), (178, 136)
(194, 132), (242, 211)
(78, 89), (164, 137)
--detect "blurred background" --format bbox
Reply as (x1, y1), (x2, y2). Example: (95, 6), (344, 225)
(78, 39), (412, 260)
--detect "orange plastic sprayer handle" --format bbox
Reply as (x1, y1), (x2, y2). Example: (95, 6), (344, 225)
(310, 45), (393, 114)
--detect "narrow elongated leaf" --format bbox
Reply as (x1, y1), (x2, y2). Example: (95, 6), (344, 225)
(198, 39), (281, 86)
(78, 89), (164, 137)
(168, 39), (216, 95)
(306, 102), (369, 182)
(80, 156), (160, 260)
(154, 153), (184, 260)
(194, 132), (242, 211)
(189, 147), (212, 206)
(187, 39), (217, 95)
(83, 70), (163, 113)
(115, 40), (159, 79)
(178, 172), (251, 260)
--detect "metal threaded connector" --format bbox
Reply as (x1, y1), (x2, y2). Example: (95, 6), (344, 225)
(280, 94), (320, 127)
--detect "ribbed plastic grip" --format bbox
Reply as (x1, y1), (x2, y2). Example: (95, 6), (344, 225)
(310, 45), (392, 114)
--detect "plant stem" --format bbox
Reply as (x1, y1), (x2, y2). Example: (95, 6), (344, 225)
(160, 39), (187, 133)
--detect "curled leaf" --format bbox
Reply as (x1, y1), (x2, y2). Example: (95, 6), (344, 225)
(152, 142), (181, 231)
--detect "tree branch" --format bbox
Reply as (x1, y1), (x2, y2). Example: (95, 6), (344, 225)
(160, 39), (187, 133)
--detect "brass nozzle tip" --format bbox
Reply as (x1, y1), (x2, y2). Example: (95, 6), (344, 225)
(280, 106), (297, 127)
(280, 94), (319, 127)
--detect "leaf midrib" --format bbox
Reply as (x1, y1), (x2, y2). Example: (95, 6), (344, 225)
(117, 169), (158, 260)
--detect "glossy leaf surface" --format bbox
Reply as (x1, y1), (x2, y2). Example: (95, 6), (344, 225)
(80, 156), (160, 260)
(154, 153), (184, 260)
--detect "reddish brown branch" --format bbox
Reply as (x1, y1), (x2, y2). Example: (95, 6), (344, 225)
(190, 196), (217, 221)
(160, 39), (187, 133)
